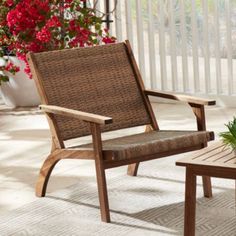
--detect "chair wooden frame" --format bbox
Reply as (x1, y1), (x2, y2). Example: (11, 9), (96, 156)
(27, 40), (215, 223)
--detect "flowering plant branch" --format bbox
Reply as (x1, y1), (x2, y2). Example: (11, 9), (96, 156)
(0, 0), (116, 84)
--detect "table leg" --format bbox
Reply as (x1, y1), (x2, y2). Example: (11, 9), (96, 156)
(184, 168), (197, 236)
(202, 176), (212, 198)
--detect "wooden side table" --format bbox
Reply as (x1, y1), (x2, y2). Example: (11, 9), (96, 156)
(176, 142), (236, 236)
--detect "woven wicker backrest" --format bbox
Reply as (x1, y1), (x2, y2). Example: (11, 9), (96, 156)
(30, 43), (152, 140)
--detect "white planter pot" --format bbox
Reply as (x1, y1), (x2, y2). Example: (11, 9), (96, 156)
(0, 57), (40, 108)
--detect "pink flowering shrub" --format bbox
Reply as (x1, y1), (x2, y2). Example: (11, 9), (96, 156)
(0, 0), (116, 84)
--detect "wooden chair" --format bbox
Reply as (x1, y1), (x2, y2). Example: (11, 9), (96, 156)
(27, 41), (215, 223)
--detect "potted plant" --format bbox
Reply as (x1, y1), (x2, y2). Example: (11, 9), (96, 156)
(0, 0), (115, 107)
(219, 117), (236, 153)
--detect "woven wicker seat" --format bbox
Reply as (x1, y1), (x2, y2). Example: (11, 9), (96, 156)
(27, 41), (215, 223)
(76, 130), (214, 161)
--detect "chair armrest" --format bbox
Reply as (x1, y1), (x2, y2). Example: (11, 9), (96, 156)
(39, 105), (113, 125)
(144, 90), (215, 132)
(144, 89), (216, 106)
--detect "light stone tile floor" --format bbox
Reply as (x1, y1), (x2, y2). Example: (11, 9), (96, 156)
(0, 99), (235, 216)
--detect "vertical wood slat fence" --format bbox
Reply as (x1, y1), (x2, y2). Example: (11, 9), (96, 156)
(103, 0), (236, 96)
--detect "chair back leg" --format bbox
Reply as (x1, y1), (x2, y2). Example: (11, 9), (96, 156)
(127, 125), (155, 176)
(127, 163), (140, 176)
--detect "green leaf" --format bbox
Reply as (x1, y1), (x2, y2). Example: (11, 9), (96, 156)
(219, 117), (236, 150)
(95, 23), (101, 31)
(0, 74), (9, 83)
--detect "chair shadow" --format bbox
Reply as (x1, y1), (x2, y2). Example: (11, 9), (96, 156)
(138, 174), (235, 192)
(47, 186), (235, 236)
(47, 195), (181, 235)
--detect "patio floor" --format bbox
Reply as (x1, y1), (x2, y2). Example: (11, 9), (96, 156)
(0, 99), (236, 235)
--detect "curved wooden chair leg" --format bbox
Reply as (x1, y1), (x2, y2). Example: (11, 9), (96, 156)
(202, 176), (212, 198)
(127, 163), (140, 176)
(36, 153), (60, 197)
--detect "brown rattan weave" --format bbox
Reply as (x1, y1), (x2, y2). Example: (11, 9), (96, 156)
(74, 130), (214, 161)
(31, 43), (151, 140)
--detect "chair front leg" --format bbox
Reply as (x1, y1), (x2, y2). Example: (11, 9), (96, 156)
(95, 158), (110, 222)
(90, 123), (110, 222)
(36, 152), (60, 197)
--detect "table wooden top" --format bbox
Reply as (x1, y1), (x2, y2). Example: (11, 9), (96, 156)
(176, 141), (236, 169)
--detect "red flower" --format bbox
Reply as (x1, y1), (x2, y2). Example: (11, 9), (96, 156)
(5, 62), (20, 75)
(46, 16), (61, 28)
(102, 36), (116, 44)
(36, 27), (51, 43)
(1, 0), (116, 80)
(16, 52), (27, 62)
(6, 0), (14, 7)
(24, 64), (32, 78)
